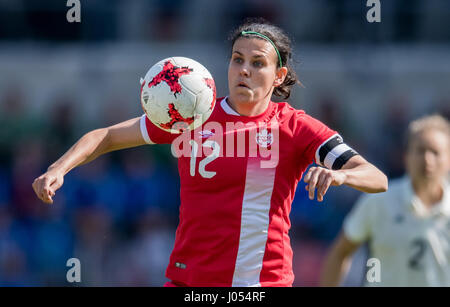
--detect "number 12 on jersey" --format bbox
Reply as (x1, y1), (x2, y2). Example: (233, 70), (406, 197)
(189, 140), (220, 179)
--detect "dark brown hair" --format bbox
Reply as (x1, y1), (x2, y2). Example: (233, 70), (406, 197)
(228, 18), (302, 100)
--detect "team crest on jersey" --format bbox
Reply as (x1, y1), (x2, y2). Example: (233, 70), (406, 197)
(255, 128), (273, 148)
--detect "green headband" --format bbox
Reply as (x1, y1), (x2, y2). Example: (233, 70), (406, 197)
(240, 30), (283, 68)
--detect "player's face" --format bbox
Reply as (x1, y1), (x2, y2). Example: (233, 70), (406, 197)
(406, 129), (450, 182)
(228, 37), (283, 107)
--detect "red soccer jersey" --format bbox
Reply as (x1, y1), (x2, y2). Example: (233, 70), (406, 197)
(140, 97), (337, 287)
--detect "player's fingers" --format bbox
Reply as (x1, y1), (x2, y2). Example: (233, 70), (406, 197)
(41, 175), (51, 189)
(307, 169), (321, 200)
(316, 174), (327, 202)
(317, 175), (333, 202)
(46, 188), (55, 198)
(42, 175), (57, 196)
(50, 176), (64, 191)
(40, 190), (47, 202)
(42, 196), (53, 204)
(33, 176), (42, 191)
(303, 167), (316, 183)
(43, 175), (56, 191)
(34, 176), (48, 198)
(34, 172), (62, 204)
(41, 190), (53, 204)
(34, 177), (47, 201)
(32, 178), (39, 195)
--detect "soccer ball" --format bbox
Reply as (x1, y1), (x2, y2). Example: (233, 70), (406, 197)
(140, 57), (216, 133)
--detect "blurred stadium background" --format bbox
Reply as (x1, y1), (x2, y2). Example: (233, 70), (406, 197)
(0, 0), (449, 286)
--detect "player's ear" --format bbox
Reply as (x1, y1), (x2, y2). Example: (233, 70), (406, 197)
(274, 67), (288, 87)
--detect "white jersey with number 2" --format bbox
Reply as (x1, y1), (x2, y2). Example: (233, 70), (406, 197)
(344, 176), (450, 286)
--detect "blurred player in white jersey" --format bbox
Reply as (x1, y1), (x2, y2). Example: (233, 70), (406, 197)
(320, 114), (450, 286)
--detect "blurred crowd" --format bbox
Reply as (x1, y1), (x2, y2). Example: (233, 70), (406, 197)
(1, 0), (450, 43)
(0, 0), (450, 286)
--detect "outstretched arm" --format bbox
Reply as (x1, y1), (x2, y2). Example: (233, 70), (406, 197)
(32, 117), (147, 204)
(319, 231), (362, 286)
(303, 155), (388, 202)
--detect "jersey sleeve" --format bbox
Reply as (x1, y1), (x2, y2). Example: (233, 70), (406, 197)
(343, 194), (376, 243)
(294, 111), (358, 169)
(139, 114), (179, 144)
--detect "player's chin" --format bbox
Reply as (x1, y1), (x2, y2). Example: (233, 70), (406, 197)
(424, 171), (443, 180)
(231, 89), (254, 103)
(416, 169), (441, 181)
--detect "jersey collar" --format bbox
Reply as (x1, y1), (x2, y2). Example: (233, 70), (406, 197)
(402, 176), (450, 217)
(220, 96), (241, 116)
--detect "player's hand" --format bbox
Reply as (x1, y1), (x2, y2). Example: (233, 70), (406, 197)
(303, 166), (347, 202)
(32, 169), (64, 204)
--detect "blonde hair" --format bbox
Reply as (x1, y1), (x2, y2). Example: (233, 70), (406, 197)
(406, 114), (450, 148)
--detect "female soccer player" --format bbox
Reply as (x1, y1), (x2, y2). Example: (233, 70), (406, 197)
(32, 19), (387, 287)
(320, 114), (450, 286)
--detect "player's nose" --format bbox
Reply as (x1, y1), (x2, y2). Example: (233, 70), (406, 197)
(423, 150), (436, 165)
(239, 64), (250, 77)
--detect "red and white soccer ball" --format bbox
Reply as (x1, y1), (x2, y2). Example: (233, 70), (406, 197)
(140, 57), (216, 133)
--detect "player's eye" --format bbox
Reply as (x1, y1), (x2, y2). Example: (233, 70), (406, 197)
(233, 57), (243, 64)
(427, 149), (439, 157)
(415, 147), (426, 155)
(253, 60), (263, 67)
